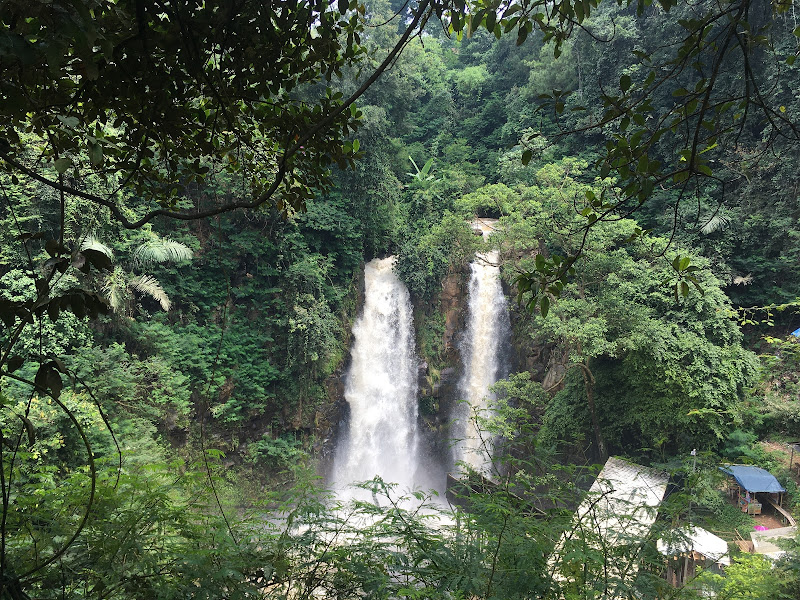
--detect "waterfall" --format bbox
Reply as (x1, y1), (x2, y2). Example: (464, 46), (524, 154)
(456, 219), (511, 475)
(332, 256), (420, 498)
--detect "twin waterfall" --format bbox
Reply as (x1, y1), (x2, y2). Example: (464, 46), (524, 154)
(332, 220), (510, 496)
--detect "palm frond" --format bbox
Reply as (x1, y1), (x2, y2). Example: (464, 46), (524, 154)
(700, 213), (729, 235)
(130, 274), (171, 311)
(133, 238), (193, 265)
(80, 236), (114, 259)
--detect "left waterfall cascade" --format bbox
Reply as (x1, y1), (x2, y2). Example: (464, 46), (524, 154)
(331, 256), (422, 500)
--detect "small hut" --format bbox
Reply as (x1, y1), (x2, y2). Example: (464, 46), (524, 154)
(658, 526), (730, 587)
(720, 465), (786, 517)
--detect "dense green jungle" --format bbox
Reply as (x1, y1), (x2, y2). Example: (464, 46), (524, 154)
(3, 0), (800, 597)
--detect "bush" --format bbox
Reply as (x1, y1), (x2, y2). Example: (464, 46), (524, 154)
(247, 434), (306, 471)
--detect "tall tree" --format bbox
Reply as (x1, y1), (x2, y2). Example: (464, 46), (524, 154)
(499, 160), (757, 458)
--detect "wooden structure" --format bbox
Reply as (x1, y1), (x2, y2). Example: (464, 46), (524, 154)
(658, 527), (730, 588)
(789, 442), (800, 477)
(720, 464), (785, 516)
(762, 495), (796, 527)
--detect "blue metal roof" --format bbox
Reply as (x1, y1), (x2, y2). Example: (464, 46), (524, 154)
(792, 327), (800, 337)
(720, 465), (785, 493)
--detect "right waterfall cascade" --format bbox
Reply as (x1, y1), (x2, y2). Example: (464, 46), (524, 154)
(455, 218), (512, 476)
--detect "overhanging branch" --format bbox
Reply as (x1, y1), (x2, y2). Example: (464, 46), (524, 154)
(0, 0), (433, 230)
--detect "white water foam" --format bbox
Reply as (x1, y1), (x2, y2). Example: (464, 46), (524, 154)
(331, 257), (421, 499)
(456, 219), (511, 476)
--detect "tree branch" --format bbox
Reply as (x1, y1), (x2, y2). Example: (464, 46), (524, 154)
(0, 0), (433, 230)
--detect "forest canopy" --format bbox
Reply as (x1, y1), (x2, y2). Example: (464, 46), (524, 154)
(2, 0), (800, 598)
(2, 0), (799, 311)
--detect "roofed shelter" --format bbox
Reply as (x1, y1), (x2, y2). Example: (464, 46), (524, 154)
(549, 457), (669, 595)
(658, 526), (730, 587)
(721, 465), (785, 494)
(720, 465), (790, 523)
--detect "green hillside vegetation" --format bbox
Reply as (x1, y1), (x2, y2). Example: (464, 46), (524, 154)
(2, 0), (800, 597)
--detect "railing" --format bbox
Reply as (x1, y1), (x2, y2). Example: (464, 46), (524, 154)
(761, 495), (796, 527)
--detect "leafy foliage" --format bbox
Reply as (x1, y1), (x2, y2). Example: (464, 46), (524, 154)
(2, 0), (800, 597)
(497, 160), (758, 458)
(0, 0), (375, 223)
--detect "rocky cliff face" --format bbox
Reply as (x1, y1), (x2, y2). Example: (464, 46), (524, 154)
(507, 301), (563, 393)
(417, 272), (468, 392)
(414, 270), (470, 475)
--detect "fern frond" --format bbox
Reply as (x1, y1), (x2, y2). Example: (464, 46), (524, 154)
(700, 214), (729, 235)
(80, 236), (114, 259)
(130, 274), (171, 311)
(133, 238), (193, 265)
(102, 267), (126, 313)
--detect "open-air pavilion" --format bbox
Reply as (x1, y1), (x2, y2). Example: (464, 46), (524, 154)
(720, 465), (793, 526)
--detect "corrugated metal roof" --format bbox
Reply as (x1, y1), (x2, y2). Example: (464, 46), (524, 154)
(751, 526), (797, 560)
(657, 526), (730, 566)
(573, 457), (670, 545)
(550, 457), (669, 590)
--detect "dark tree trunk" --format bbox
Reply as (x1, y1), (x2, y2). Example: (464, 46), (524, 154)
(579, 362), (607, 462)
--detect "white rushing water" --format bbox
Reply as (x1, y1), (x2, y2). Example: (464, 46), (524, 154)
(331, 256), (420, 499)
(456, 219), (511, 475)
